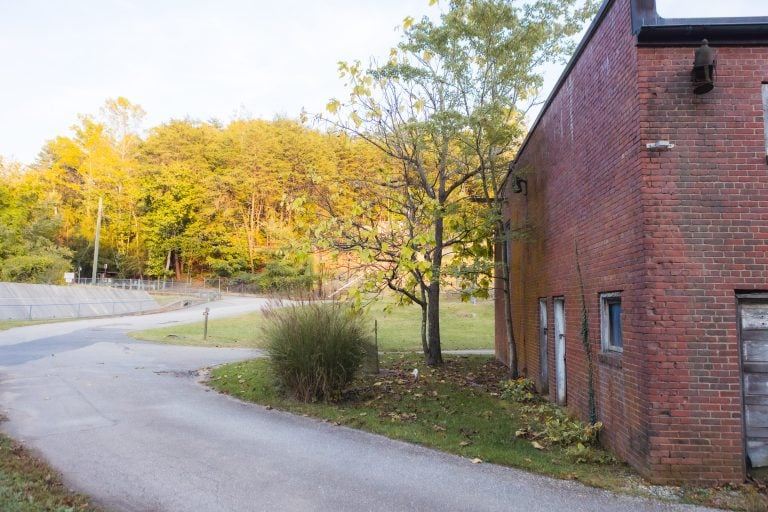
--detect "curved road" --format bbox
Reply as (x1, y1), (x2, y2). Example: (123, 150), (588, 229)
(0, 297), (714, 512)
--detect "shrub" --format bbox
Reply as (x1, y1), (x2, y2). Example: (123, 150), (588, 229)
(264, 302), (370, 402)
(500, 377), (537, 402)
(255, 262), (313, 293)
(0, 254), (71, 284)
(564, 443), (616, 465)
(517, 402), (603, 447)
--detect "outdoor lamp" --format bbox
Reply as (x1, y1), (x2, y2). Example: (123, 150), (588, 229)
(507, 162), (527, 196)
(692, 39), (716, 95)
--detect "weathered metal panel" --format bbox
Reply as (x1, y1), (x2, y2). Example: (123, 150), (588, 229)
(748, 441), (768, 468)
(747, 426), (768, 439)
(742, 304), (768, 330)
(744, 362), (768, 374)
(747, 405), (768, 428)
(554, 298), (566, 406)
(744, 336), (768, 362)
(745, 394), (768, 406)
(742, 299), (768, 468)
(745, 373), (768, 397)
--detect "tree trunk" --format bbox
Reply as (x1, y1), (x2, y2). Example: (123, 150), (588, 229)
(420, 302), (429, 356)
(174, 251), (182, 279)
(499, 221), (518, 379)
(426, 281), (443, 366)
(248, 192), (256, 273)
(426, 214), (444, 366)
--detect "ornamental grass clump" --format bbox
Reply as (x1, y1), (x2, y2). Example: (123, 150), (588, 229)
(264, 302), (369, 402)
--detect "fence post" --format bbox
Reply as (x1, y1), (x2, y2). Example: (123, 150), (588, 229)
(203, 308), (210, 341)
(373, 319), (380, 374)
(28, 305), (33, 321)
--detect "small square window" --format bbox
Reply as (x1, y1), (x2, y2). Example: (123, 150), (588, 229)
(763, 83), (768, 164)
(600, 292), (623, 352)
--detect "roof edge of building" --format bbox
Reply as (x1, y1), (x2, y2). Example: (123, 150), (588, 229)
(501, 0), (768, 192)
(501, 0), (616, 192)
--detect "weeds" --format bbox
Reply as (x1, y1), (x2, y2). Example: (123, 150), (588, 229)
(500, 377), (536, 402)
(501, 378), (603, 451)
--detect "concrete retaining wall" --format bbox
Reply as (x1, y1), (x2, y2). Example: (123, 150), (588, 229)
(0, 283), (159, 320)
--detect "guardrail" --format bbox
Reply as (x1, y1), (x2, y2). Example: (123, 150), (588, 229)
(74, 277), (185, 291)
(75, 278), (222, 296)
(0, 299), (160, 321)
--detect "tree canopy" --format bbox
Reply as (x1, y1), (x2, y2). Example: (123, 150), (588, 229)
(0, 0), (598, 371)
(320, 0), (596, 366)
(0, 98), (386, 290)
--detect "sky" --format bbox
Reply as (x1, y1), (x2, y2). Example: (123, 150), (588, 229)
(0, 0), (765, 165)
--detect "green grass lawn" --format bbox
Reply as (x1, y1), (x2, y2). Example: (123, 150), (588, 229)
(208, 354), (631, 488)
(129, 310), (267, 348)
(207, 354), (763, 510)
(130, 297), (494, 352)
(0, 432), (100, 511)
(0, 319), (68, 331)
(370, 298), (493, 352)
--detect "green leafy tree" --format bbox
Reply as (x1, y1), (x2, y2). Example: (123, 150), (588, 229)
(138, 120), (220, 278)
(0, 158), (72, 283)
(323, 0), (596, 367)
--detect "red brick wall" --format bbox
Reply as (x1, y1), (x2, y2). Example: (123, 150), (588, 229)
(497, 0), (768, 484)
(499, 0), (649, 475)
(636, 44), (768, 483)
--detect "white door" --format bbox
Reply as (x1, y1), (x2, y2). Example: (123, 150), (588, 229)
(539, 299), (549, 393)
(554, 298), (566, 405)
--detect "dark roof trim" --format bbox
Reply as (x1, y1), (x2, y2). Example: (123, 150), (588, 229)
(637, 20), (768, 46)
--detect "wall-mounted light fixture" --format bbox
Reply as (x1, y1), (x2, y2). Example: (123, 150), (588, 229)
(507, 161), (528, 196)
(692, 39), (716, 95)
(646, 140), (675, 151)
(511, 175), (528, 195)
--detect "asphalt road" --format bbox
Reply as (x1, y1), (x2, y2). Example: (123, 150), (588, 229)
(0, 297), (715, 512)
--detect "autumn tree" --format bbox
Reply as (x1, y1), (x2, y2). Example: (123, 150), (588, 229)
(323, 0), (596, 367)
(37, 97), (146, 278)
(0, 158), (72, 283)
(138, 120), (220, 278)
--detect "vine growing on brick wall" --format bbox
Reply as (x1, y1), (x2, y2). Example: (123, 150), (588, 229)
(575, 242), (598, 424)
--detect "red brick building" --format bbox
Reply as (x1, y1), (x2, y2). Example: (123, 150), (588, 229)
(496, 0), (768, 484)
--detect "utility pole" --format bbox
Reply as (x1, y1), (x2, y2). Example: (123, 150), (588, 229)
(91, 197), (103, 285)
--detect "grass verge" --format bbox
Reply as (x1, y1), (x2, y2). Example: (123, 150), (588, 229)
(208, 354), (630, 486)
(371, 298), (493, 352)
(129, 311), (267, 348)
(0, 319), (68, 331)
(0, 432), (100, 511)
(208, 354), (767, 511)
(130, 297), (494, 352)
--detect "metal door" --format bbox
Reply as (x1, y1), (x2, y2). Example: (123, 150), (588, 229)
(740, 297), (768, 468)
(539, 299), (549, 393)
(554, 298), (566, 405)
